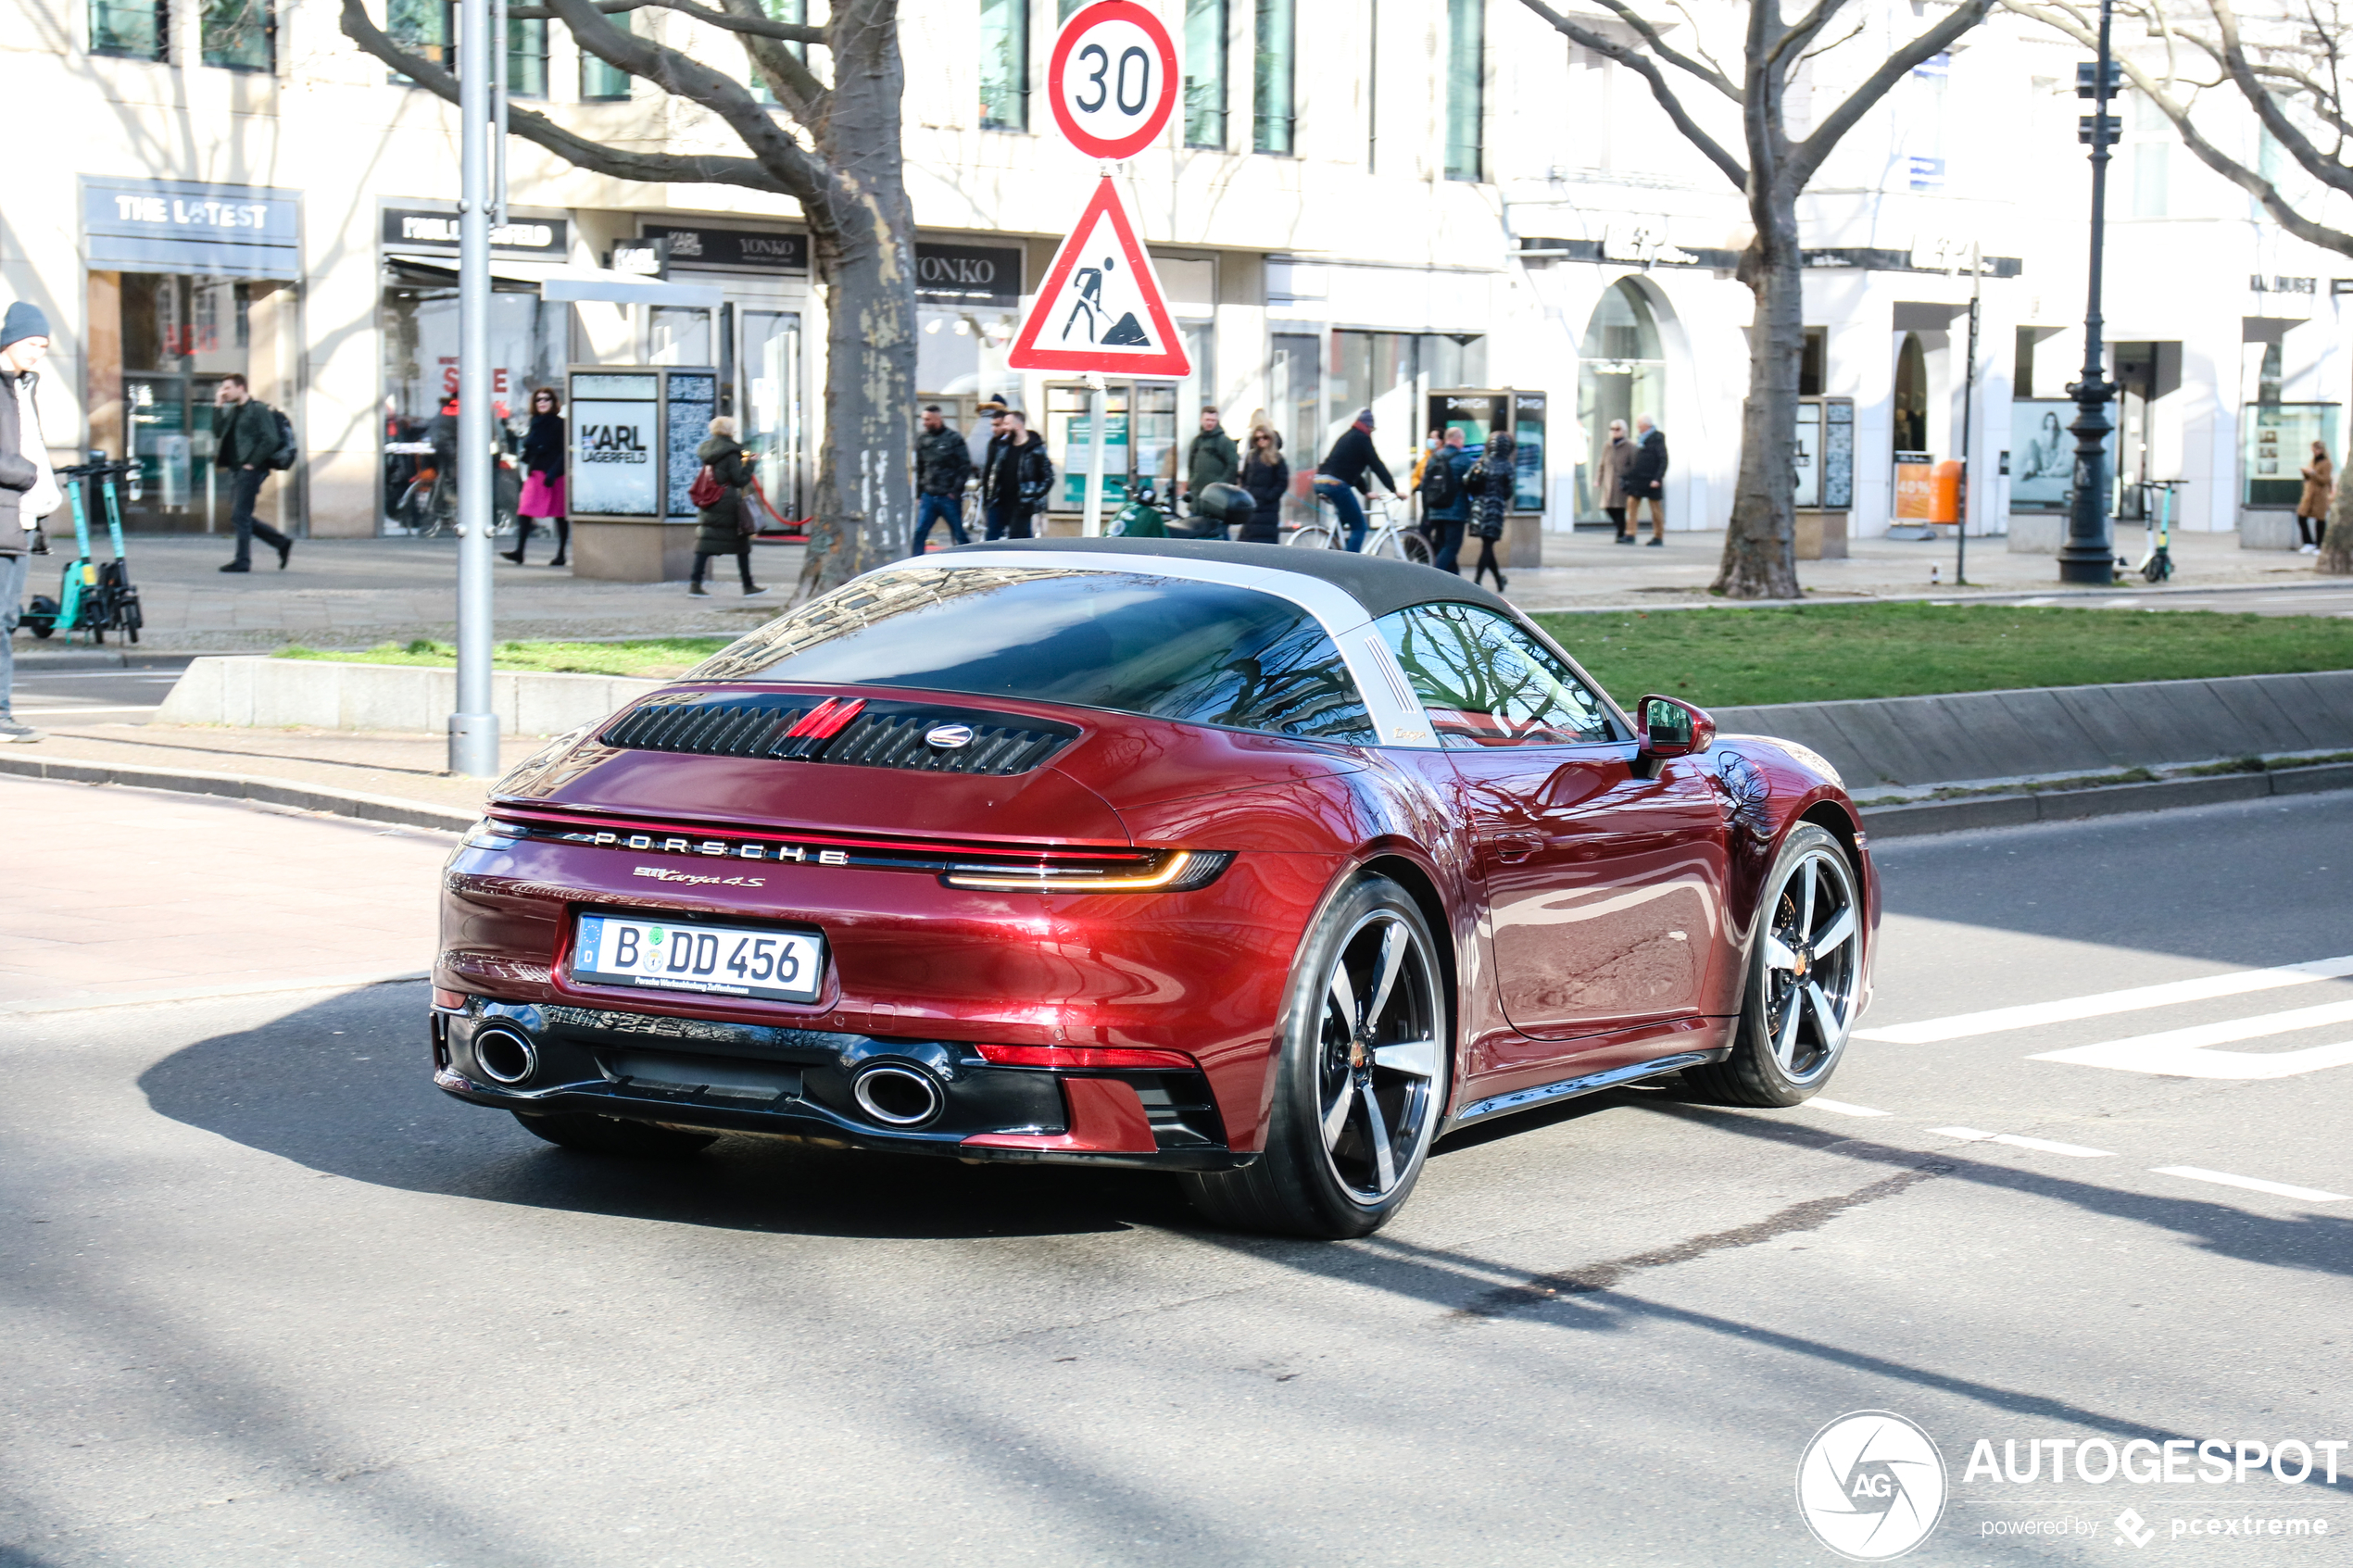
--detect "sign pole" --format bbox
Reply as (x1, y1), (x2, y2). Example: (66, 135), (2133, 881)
(449, 0), (501, 778)
(1084, 371), (1107, 537)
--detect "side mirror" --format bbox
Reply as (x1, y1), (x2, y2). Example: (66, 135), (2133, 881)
(1637, 694), (1716, 759)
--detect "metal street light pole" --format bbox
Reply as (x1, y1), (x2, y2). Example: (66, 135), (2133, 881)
(1957, 242), (1981, 586)
(2059, 0), (2121, 585)
(449, 0), (502, 776)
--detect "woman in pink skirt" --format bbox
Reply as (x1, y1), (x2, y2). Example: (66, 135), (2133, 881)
(506, 386), (568, 566)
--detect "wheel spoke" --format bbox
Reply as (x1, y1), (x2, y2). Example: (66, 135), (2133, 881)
(1363, 921), (1406, 1030)
(1811, 904), (1856, 955)
(1798, 858), (1818, 935)
(1806, 981), (1842, 1042)
(1764, 934), (1801, 972)
(1321, 1076), (1357, 1148)
(1358, 1085), (1398, 1192)
(1371, 1036), (1438, 1079)
(1775, 984), (1804, 1067)
(1327, 960), (1359, 1034)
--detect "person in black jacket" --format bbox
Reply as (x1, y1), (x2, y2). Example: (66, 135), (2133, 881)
(1466, 430), (1516, 593)
(1238, 423), (1289, 543)
(213, 373), (293, 572)
(0, 302), (58, 744)
(985, 410), (1053, 539)
(506, 387), (569, 567)
(912, 404), (974, 555)
(688, 417), (768, 597)
(1315, 408), (1399, 552)
(1624, 414), (1668, 546)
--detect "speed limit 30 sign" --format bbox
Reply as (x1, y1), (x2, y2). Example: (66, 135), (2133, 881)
(1048, 0), (1178, 160)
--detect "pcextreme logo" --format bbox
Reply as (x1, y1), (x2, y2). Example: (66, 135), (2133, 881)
(1796, 1411), (1949, 1561)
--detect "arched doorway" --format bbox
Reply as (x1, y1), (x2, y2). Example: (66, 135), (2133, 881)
(1893, 332), (1930, 454)
(1577, 281), (1667, 521)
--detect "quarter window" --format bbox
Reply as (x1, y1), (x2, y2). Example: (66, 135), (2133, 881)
(1377, 602), (1616, 746)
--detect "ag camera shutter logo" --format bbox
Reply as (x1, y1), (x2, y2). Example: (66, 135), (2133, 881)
(1796, 1411), (1948, 1560)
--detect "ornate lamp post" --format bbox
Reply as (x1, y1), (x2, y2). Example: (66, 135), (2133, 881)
(2059, 0), (2122, 584)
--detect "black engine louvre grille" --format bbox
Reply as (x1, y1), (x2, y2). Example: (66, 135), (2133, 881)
(602, 695), (1077, 776)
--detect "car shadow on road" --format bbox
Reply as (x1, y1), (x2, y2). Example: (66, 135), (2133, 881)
(136, 983), (1194, 1242)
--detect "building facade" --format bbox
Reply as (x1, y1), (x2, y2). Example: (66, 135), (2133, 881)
(4, 0), (2347, 551)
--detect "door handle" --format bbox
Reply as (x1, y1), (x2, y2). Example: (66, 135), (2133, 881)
(1489, 835), (1539, 865)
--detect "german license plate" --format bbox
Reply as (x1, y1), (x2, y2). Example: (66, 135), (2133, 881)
(570, 914), (824, 1004)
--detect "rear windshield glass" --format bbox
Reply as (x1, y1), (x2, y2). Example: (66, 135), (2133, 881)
(687, 565), (1378, 744)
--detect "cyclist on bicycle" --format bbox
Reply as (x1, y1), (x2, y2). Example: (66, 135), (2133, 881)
(1314, 408), (1400, 553)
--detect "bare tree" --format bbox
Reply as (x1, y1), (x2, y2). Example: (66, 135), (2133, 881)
(341, 0), (915, 596)
(2000, 0), (2353, 571)
(1518, 0), (1993, 597)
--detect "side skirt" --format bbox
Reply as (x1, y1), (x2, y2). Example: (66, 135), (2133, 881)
(1445, 1050), (1719, 1130)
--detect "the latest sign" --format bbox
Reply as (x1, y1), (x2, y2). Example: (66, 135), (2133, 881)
(83, 177), (301, 279)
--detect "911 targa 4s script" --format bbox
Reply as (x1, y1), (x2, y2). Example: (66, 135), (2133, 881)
(432, 537), (1877, 1238)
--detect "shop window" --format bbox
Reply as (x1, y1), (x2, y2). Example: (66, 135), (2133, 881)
(384, 0), (447, 77)
(1575, 280), (1666, 521)
(1326, 331), (1484, 465)
(92, 0), (166, 58)
(507, 15), (547, 97)
(117, 274), (270, 533)
(201, 0), (271, 69)
(580, 14), (634, 99)
(749, 0), (805, 104)
(380, 277), (564, 535)
(1252, 0), (1293, 154)
(1893, 332), (1929, 453)
(1444, 0), (1483, 182)
(979, 0), (1028, 130)
(2259, 340), (2284, 405)
(1184, 0), (1227, 147)
(1799, 327), (1826, 396)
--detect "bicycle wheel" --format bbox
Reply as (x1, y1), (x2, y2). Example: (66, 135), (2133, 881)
(1287, 522), (1338, 550)
(1373, 528), (1432, 566)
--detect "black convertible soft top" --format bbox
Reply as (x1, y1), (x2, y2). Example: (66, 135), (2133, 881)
(949, 536), (1515, 621)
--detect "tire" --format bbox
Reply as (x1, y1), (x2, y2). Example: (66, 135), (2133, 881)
(1384, 530), (1434, 567)
(1286, 522), (1337, 550)
(1182, 874), (1448, 1238)
(22, 596), (57, 639)
(512, 1110), (718, 1158)
(1683, 823), (1863, 1108)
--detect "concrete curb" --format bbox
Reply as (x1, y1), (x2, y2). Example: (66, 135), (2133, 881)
(1857, 760), (2353, 837)
(156, 656), (664, 737)
(0, 752), (478, 832)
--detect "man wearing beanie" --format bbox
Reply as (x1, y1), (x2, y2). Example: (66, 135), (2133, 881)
(0, 300), (59, 743)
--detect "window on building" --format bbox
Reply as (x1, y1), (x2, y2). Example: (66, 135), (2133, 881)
(2013, 327), (2036, 398)
(506, 15), (547, 96)
(1444, 0), (1484, 181)
(2131, 90), (2170, 217)
(384, 0), (448, 76)
(91, 0), (166, 58)
(201, 0), (271, 69)
(979, 0), (1029, 130)
(1893, 332), (1929, 453)
(1799, 328), (1827, 396)
(1184, 0), (1227, 147)
(580, 14), (634, 99)
(1252, 0), (1294, 154)
(749, 0), (805, 104)
(2259, 340), (2284, 405)
(1326, 331), (1486, 459)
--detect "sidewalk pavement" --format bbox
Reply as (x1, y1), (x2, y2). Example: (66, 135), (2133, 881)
(0, 773), (447, 1014)
(9, 527), (2339, 659)
(7, 721), (536, 818)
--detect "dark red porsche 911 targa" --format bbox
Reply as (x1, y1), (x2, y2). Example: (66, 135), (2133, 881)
(433, 538), (1876, 1237)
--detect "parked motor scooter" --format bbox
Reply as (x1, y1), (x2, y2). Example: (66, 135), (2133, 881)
(20, 455), (142, 643)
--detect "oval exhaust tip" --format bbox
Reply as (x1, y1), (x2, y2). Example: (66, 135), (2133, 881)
(473, 1025), (538, 1085)
(852, 1064), (945, 1127)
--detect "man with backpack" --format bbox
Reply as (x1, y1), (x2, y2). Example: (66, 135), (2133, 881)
(213, 373), (294, 572)
(1416, 426), (1472, 572)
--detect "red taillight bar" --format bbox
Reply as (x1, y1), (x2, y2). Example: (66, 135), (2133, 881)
(975, 1043), (1198, 1071)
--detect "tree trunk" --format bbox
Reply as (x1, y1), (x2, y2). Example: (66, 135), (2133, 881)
(2322, 463), (2353, 575)
(1713, 186), (1803, 599)
(794, 0), (917, 601)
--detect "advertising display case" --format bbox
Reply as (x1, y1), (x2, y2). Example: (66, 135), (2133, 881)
(565, 365), (720, 581)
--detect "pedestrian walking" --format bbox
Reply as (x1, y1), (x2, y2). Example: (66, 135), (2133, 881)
(0, 302), (59, 744)
(1417, 427), (1470, 571)
(1239, 423), (1289, 544)
(1178, 406), (1239, 511)
(505, 386), (569, 567)
(1314, 408), (1399, 553)
(1625, 413), (1669, 546)
(213, 373), (294, 572)
(984, 409), (1053, 540)
(2297, 440), (2333, 554)
(912, 404), (974, 555)
(1595, 418), (1634, 542)
(976, 397), (1015, 540)
(1466, 430), (1515, 593)
(687, 416), (767, 598)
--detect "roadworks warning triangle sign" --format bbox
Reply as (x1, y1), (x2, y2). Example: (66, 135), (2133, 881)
(1006, 177), (1192, 376)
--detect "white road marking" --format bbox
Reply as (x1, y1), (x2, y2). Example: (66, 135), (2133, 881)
(2029, 997), (2353, 1080)
(1802, 1098), (1891, 1118)
(1929, 1126), (2114, 1158)
(2151, 1166), (2348, 1204)
(1854, 954), (2353, 1044)
(13, 705), (161, 715)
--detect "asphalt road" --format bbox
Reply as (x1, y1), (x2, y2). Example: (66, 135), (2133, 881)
(4, 791), (2351, 1565)
(5, 666), (181, 725)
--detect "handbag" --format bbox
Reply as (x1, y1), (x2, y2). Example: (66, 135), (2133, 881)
(688, 464), (724, 508)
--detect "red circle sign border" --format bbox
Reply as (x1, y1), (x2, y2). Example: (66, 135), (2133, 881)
(1047, 0), (1179, 160)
